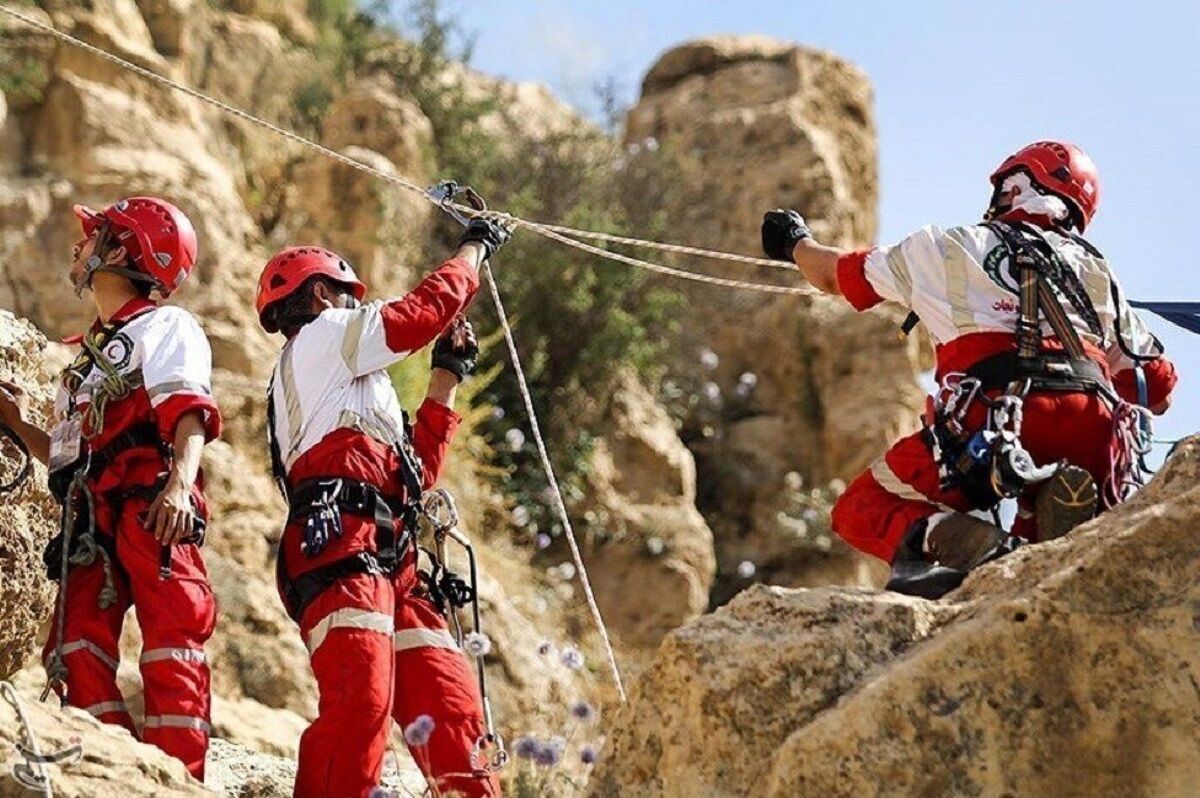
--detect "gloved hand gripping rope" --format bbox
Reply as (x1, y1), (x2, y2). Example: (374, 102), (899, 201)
(427, 181), (628, 702)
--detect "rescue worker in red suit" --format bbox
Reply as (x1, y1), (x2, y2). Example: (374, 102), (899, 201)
(760, 141), (1178, 596)
(255, 215), (512, 798)
(0, 198), (221, 778)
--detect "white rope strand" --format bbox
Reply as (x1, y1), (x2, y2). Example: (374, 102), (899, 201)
(482, 264), (627, 702)
(520, 221), (815, 295)
(0, 3), (816, 297)
(2, 681), (53, 798)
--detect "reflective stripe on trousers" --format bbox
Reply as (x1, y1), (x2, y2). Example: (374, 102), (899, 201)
(144, 714), (212, 734)
(306, 607), (395, 655)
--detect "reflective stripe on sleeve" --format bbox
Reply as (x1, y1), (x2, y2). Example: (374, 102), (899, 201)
(146, 379), (211, 399)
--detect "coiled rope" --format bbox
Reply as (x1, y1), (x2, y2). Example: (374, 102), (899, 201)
(0, 3), (816, 298)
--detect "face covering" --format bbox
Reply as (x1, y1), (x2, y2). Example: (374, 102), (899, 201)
(1001, 172), (1071, 223)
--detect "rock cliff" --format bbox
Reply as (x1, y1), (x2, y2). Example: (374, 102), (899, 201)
(626, 37), (920, 600)
(593, 437), (1200, 798)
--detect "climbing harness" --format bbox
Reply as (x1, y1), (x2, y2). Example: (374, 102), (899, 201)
(927, 375), (1059, 512)
(430, 181), (628, 701)
(267, 366), (426, 620)
(3, 680), (83, 797)
(0, 422), (32, 495)
(421, 489), (508, 774)
(926, 221), (1155, 516)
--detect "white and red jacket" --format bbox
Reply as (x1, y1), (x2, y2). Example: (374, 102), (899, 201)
(57, 298), (221, 503)
(837, 222), (1178, 407)
(268, 257), (479, 576)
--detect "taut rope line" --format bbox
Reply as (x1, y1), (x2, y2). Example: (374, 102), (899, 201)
(0, 3), (817, 297)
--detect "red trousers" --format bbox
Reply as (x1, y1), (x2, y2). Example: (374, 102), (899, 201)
(289, 554), (500, 798)
(42, 491), (216, 779)
(831, 390), (1116, 562)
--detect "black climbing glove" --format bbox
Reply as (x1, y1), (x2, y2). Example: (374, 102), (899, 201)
(459, 212), (514, 261)
(432, 317), (479, 382)
(761, 209), (811, 262)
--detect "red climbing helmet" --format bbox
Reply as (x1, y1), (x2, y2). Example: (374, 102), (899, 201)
(990, 141), (1101, 231)
(256, 246), (366, 333)
(74, 197), (198, 297)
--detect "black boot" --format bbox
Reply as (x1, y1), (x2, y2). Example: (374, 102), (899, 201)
(885, 521), (970, 599)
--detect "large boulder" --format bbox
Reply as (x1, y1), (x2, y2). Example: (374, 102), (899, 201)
(592, 437), (1200, 798)
(0, 313), (57, 680)
(625, 36), (924, 598)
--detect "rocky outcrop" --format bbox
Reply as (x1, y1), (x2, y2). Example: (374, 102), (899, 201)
(625, 36), (924, 599)
(0, 313), (57, 680)
(593, 437), (1200, 798)
(583, 376), (716, 650)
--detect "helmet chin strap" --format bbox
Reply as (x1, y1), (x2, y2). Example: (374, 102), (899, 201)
(74, 221), (161, 297)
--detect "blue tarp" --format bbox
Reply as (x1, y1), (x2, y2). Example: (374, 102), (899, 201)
(1130, 301), (1200, 335)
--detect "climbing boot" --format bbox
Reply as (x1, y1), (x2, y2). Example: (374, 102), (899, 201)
(885, 521), (969, 600)
(926, 512), (1008, 571)
(1034, 464), (1098, 542)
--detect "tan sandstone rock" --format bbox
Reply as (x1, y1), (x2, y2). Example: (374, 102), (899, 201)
(625, 36), (923, 596)
(593, 437), (1200, 798)
(583, 376), (716, 650)
(0, 312), (57, 680)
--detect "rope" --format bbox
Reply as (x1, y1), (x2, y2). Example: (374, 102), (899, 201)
(482, 264), (626, 701)
(0, 3), (818, 298)
(2, 681), (54, 797)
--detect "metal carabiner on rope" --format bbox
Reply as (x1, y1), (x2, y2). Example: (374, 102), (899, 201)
(421, 488), (508, 772)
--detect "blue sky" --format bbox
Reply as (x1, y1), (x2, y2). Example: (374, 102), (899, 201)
(438, 1), (1197, 453)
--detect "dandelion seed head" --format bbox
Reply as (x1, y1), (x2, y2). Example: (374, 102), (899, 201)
(643, 136), (660, 152)
(514, 735), (539, 760)
(511, 505), (531, 527)
(533, 739), (563, 767)
(505, 428), (526, 451)
(535, 532), (552, 550)
(403, 714), (435, 747)
(736, 560), (756, 579)
(464, 632), (492, 658)
(560, 645), (584, 670)
(570, 700), (595, 721)
(702, 381), (721, 404)
(645, 536), (665, 556)
(699, 348), (719, 370)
